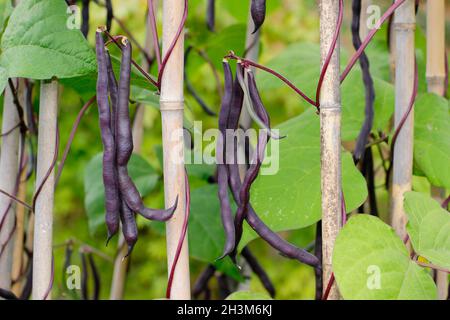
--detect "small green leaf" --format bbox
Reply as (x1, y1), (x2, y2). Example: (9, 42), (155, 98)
(333, 215), (437, 300)
(241, 110), (367, 246)
(226, 291), (272, 300)
(1, 0), (96, 79)
(83, 153), (159, 235)
(404, 192), (450, 269)
(414, 93), (450, 189)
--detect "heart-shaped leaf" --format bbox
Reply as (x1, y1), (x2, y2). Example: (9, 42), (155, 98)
(404, 192), (450, 269)
(1, 0), (96, 79)
(413, 93), (450, 189)
(333, 215), (437, 300)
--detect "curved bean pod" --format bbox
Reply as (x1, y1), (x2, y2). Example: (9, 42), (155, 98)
(351, 0), (375, 162)
(81, 0), (90, 38)
(105, 51), (118, 136)
(119, 200), (138, 257)
(96, 31), (120, 240)
(105, 0), (114, 32)
(116, 39), (133, 166)
(192, 264), (216, 298)
(206, 0), (215, 32)
(217, 60), (235, 258)
(251, 0), (266, 34)
(241, 247), (275, 297)
(314, 221), (323, 300)
(87, 253), (100, 300)
(115, 39), (177, 221)
(118, 166), (178, 221)
(227, 160), (319, 268)
(0, 288), (18, 300)
(80, 251), (88, 300)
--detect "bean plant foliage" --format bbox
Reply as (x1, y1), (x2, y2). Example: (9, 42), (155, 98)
(0, 0), (449, 301)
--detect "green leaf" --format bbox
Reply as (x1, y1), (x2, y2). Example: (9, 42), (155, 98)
(83, 153), (159, 235)
(226, 291), (272, 300)
(413, 93), (450, 189)
(333, 215), (437, 300)
(199, 24), (247, 70)
(1, 0), (96, 79)
(341, 70), (395, 141)
(240, 110), (367, 246)
(404, 192), (450, 269)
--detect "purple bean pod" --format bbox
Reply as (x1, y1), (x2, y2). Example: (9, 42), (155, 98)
(116, 39), (177, 221)
(314, 221), (323, 300)
(81, 0), (90, 38)
(351, 0), (375, 162)
(119, 200), (138, 257)
(206, 0), (215, 32)
(227, 160), (320, 268)
(105, 0), (114, 32)
(105, 51), (118, 136)
(96, 31), (120, 240)
(251, 0), (266, 34)
(217, 60), (236, 258)
(87, 253), (100, 300)
(192, 264), (216, 298)
(233, 69), (269, 250)
(241, 247), (275, 298)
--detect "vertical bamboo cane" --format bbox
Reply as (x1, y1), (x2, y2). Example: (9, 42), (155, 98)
(110, 1), (158, 300)
(319, 0), (342, 300)
(160, 0), (190, 299)
(426, 0), (446, 95)
(0, 85), (20, 292)
(390, 0), (415, 241)
(11, 79), (26, 296)
(425, 0), (448, 300)
(32, 80), (58, 300)
(11, 168), (27, 296)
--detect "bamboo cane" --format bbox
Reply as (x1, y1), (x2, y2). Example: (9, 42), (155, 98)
(319, 0), (342, 300)
(160, 0), (190, 299)
(0, 84), (21, 292)
(426, 0), (446, 96)
(390, 0), (415, 241)
(32, 80), (58, 300)
(109, 1), (158, 300)
(11, 167), (27, 296)
(425, 0), (448, 300)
